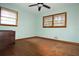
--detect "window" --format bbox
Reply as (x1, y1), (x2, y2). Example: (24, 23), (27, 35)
(43, 12), (67, 28)
(43, 15), (53, 28)
(0, 6), (18, 26)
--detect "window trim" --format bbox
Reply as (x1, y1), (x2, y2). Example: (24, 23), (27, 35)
(0, 6), (18, 26)
(43, 12), (67, 28)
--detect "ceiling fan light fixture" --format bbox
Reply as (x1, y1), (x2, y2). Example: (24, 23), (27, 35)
(38, 4), (42, 7)
(29, 3), (51, 11)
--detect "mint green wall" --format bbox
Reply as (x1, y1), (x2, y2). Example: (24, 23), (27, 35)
(0, 3), (79, 43)
(36, 3), (79, 43)
(76, 4), (79, 42)
(0, 3), (36, 39)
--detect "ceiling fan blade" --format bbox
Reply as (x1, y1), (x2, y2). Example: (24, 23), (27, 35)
(43, 4), (51, 9)
(38, 7), (41, 11)
(29, 4), (38, 7)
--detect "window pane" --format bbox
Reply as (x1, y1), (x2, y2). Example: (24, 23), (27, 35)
(43, 16), (52, 26)
(0, 7), (18, 26)
(54, 13), (65, 26)
(1, 8), (17, 18)
(1, 17), (16, 25)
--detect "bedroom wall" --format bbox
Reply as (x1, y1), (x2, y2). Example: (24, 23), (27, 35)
(0, 3), (36, 39)
(77, 6), (79, 42)
(0, 3), (79, 43)
(36, 3), (79, 43)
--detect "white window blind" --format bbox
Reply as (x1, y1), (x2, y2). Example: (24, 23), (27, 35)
(0, 7), (18, 26)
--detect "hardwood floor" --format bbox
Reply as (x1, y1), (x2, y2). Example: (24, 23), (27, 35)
(0, 37), (79, 56)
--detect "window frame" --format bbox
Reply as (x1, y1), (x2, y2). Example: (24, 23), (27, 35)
(43, 12), (67, 28)
(0, 6), (18, 26)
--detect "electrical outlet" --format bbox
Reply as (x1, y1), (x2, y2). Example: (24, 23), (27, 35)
(54, 36), (58, 39)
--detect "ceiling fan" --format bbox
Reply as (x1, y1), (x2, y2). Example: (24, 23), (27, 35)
(29, 3), (51, 11)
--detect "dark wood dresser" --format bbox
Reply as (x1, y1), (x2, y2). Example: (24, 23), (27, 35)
(0, 30), (15, 50)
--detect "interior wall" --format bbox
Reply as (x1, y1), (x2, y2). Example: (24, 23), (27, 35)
(36, 3), (79, 43)
(76, 4), (79, 42)
(0, 3), (79, 43)
(0, 3), (36, 39)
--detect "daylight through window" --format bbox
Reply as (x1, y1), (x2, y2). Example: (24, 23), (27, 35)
(0, 7), (18, 26)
